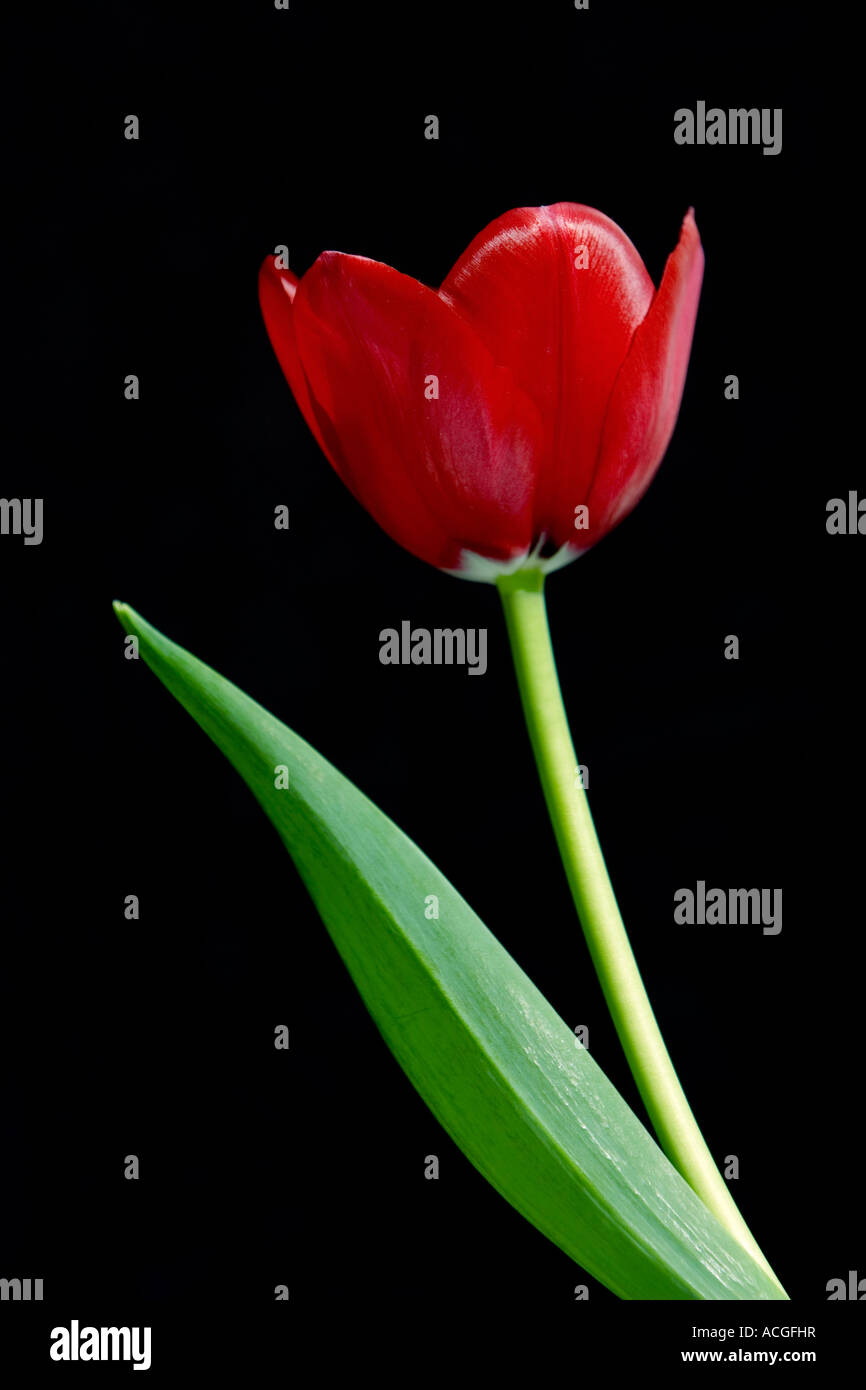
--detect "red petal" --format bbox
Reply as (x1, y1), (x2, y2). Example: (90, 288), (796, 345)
(439, 204), (655, 543)
(586, 209), (704, 544)
(258, 257), (335, 463)
(292, 251), (542, 570)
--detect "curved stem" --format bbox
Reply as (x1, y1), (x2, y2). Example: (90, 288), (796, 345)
(497, 567), (786, 1294)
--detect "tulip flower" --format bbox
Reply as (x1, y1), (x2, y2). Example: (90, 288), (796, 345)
(258, 203), (703, 580)
(257, 205), (773, 1284)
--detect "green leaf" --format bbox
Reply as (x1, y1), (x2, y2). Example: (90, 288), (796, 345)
(113, 601), (787, 1301)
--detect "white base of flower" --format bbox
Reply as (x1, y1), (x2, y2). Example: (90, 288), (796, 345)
(443, 536), (585, 584)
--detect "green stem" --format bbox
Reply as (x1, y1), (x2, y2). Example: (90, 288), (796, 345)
(497, 567), (786, 1295)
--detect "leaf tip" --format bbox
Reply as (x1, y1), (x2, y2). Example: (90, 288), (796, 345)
(113, 600), (137, 633)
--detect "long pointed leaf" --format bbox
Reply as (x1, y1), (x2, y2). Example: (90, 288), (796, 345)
(113, 601), (786, 1301)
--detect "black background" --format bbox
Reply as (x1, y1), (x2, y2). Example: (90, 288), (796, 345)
(1, 0), (860, 1375)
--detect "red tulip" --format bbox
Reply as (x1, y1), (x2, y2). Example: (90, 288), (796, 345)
(259, 204), (703, 581)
